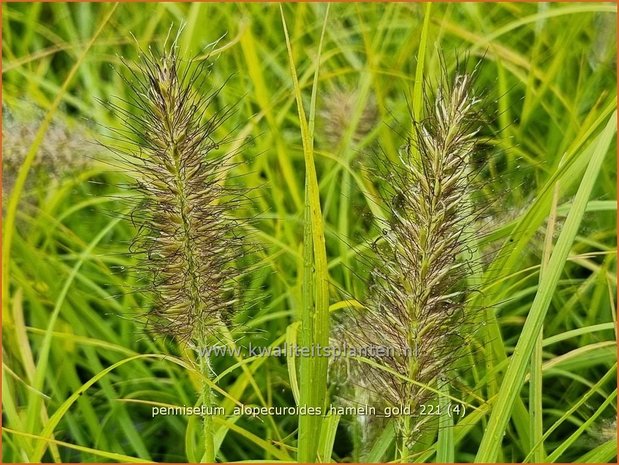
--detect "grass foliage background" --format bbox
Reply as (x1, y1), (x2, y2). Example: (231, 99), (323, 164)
(2, 2), (617, 463)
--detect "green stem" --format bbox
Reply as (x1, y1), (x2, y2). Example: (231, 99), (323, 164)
(199, 351), (215, 463)
(399, 430), (407, 463)
(400, 422), (411, 463)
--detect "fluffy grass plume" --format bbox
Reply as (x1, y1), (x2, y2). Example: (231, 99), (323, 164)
(319, 87), (378, 146)
(107, 39), (243, 462)
(2, 103), (94, 203)
(110, 43), (242, 347)
(344, 71), (484, 458)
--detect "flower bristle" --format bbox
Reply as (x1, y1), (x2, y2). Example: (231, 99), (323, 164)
(110, 44), (244, 346)
(343, 70), (485, 447)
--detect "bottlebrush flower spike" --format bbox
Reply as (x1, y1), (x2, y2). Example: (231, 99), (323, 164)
(110, 43), (243, 347)
(345, 71), (484, 454)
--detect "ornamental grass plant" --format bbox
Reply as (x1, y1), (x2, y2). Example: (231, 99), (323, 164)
(1, 3), (616, 463)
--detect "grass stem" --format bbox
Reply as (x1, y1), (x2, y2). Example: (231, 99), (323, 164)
(199, 350), (216, 463)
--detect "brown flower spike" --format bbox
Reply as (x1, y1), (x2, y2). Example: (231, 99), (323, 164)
(108, 43), (244, 462)
(110, 44), (243, 347)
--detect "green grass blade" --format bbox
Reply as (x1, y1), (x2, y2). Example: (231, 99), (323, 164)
(286, 322), (301, 405)
(212, 417), (292, 462)
(26, 216), (123, 457)
(412, 2), (431, 122)
(523, 363), (616, 462)
(475, 111), (617, 462)
(1, 3), (117, 326)
(409, 2), (431, 162)
(436, 382), (454, 463)
(4, 427), (153, 463)
(366, 420), (395, 463)
(529, 177), (560, 462)
(32, 354), (166, 461)
(575, 439), (617, 463)
(317, 413), (340, 462)
(281, 5), (331, 462)
(546, 389), (617, 462)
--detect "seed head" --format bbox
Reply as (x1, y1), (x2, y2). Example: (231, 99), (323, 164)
(2, 103), (93, 201)
(109, 45), (243, 346)
(319, 88), (378, 146)
(342, 71), (484, 445)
